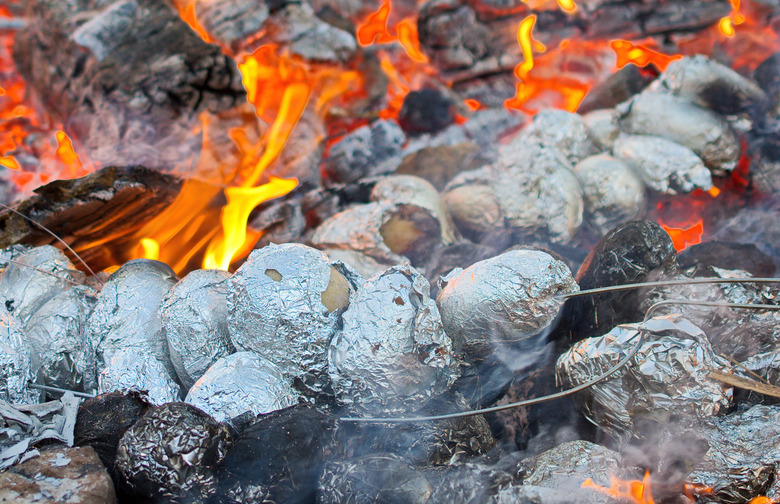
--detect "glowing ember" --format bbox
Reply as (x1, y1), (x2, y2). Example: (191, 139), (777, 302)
(748, 497), (775, 504)
(610, 40), (683, 70)
(464, 99), (483, 111)
(582, 471), (654, 504)
(356, 0), (394, 46)
(660, 218), (704, 252)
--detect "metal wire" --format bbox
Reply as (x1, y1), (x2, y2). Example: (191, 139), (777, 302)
(28, 383), (96, 399)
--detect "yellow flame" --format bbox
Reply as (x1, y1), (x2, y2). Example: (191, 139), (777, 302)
(139, 238), (160, 261)
(557, 0), (577, 13)
(516, 15), (539, 79)
(0, 155), (20, 170)
(719, 17), (735, 37)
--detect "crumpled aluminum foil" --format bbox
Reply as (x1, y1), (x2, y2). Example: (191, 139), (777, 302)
(612, 133), (713, 194)
(328, 265), (458, 415)
(318, 453), (432, 504)
(556, 315), (732, 445)
(24, 285), (97, 391)
(185, 351), (299, 422)
(98, 347), (182, 405)
(0, 312), (41, 404)
(161, 269), (234, 389)
(85, 259), (178, 395)
(229, 243), (360, 395)
(437, 249), (578, 364)
(687, 404), (780, 502)
(499, 109), (594, 166)
(638, 267), (780, 362)
(116, 402), (232, 499)
(0, 245), (86, 324)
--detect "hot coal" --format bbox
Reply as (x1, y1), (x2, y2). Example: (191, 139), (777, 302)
(398, 89), (455, 135)
(318, 452), (432, 504)
(24, 286), (97, 392)
(556, 316), (732, 445)
(185, 351), (299, 423)
(161, 269), (234, 390)
(677, 241), (776, 277)
(214, 404), (337, 504)
(558, 220), (677, 344)
(228, 243), (358, 395)
(328, 265), (457, 415)
(116, 402), (232, 500)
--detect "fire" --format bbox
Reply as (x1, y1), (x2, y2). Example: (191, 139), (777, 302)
(660, 218), (704, 252)
(610, 40), (683, 71)
(582, 471), (654, 504)
(557, 0), (577, 13)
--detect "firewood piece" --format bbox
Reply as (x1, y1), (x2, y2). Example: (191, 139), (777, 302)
(578, 64), (657, 115)
(708, 369), (780, 399)
(0, 166), (182, 273)
(617, 91), (740, 174)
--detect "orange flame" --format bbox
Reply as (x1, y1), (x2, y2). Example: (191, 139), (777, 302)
(582, 471), (654, 504)
(660, 218), (704, 252)
(357, 0), (394, 46)
(610, 40), (683, 70)
(748, 497), (776, 504)
(557, 0), (577, 13)
(0, 155), (20, 170)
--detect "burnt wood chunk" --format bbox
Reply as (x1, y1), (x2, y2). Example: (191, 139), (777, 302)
(578, 64), (657, 114)
(677, 241), (775, 277)
(556, 220), (677, 344)
(0, 166), (182, 272)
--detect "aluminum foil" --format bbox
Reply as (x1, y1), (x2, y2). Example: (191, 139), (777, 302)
(24, 285), (97, 391)
(328, 265), (458, 415)
(617, 91), (740, 173)
(0, 312), (41, 404)
(437, 249), (578, 364)
(582, 109), (619, 150)
(444, 151), (584, 244)
(85, 259), (178, 394)
(638, 267), (780, 361)
(573, 154), (646, 235)
(612, 133), (713, 194)
(116, 402), (232, 499)
(556, 315), (732, 445)
(98, 347), (182, 405)
(228, 243), (360, 395)
(428, 463), (515, 504)
(161, 269), (234, 389)
(309, 201), (419, 265)
(499, 109), (594, 166)
(0, 245), (86, 325)
(185, 351), (299, 422)
(687, 405), (780, 502)
(318, 453), (432, 504)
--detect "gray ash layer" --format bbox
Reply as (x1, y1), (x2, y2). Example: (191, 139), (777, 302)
(185, 351), (299, 422)
(161, 269), (234, 390)
(228, 243), (359, 395)
(328, 265), (457, 415)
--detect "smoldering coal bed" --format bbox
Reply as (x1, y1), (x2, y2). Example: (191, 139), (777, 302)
(4, 0), (780, 503)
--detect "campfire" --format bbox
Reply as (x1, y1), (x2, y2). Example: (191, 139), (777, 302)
(2, 0), (780, 502)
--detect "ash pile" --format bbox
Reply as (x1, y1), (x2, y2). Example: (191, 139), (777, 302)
(5, 1), (780, 504)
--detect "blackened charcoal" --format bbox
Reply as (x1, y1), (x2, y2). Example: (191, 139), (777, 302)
(73, 390), (151, 478)
(677, 241), (775, 277)
(321, 120), (405, 185)
(318, 453), (432, 504)
(214, 404), (337, 504)
(398, 89), (455, 135)
(116, 402), (232, 500)
(754, 52), (780, 102)
(578, 64), (657, 114)
(557, 220), (677, 344)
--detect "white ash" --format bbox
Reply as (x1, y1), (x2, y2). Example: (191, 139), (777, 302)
(617, 91), (740, 174)
(437, 249), (578, 364)
(573, 154), (646, 234)
(321, 120), (405, 184)
(650, 55), (767, 112)
(612, 134), (713, 194)
(228, 243), (360, 395)
(0, 313), (41, 404)
(371, 174), (456, 245)
(0, 245), (86, 325)
(160, 269), (234, 390)
(269, 2), (357, 63)
(185, 351), (299, 423)
(582, 108), (619, 150)
(24, 286), (96, 392)
(71, 0), (137, 62)
(443, 152), (584, 244)
(556, 315), (732, 446)
(85, 259), (179, 398)
(194, 0), (270, 49)
(328, 265), (457, 415)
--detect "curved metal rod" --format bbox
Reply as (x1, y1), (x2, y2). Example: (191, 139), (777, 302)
(561, 277), (780, 299)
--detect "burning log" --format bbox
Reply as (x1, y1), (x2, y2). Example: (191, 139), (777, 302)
(328, 265), (458, 415)
(160, 269), (234, 390)
(85, 259), (181, 404)
(310, 201), (443, 265)
(184, 351), (299, 423)
(556, 315), (733, 445)
(612, 134), (714, 194)
(115, 402), (232, 500)
(228, 243), (360, 395)
(0, 166), (183, 272)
